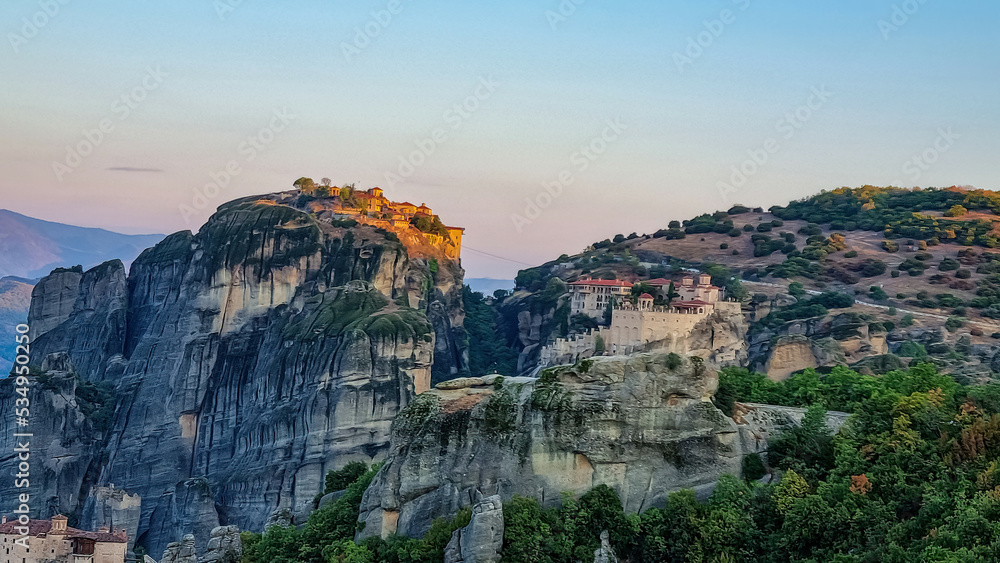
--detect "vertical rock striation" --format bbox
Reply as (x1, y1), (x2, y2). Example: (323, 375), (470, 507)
(358, 353), (744, 540)
(1, 194), (467, 557)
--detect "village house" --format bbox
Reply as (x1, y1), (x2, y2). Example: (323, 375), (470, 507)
(0, 514), (128, 563)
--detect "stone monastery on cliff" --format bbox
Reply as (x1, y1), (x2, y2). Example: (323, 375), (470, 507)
(0, 515), (127, 563)
(541, 274), (741, 366)
(305, 186), (465, 260)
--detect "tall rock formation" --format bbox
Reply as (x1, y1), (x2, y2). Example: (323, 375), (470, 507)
(357, 353), (744, 540)
(443, 494), (504, 563)
(0, 193), (467, 557)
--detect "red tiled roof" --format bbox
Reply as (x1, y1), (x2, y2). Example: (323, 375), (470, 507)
(645, 278), (673, 286)
(639, 293), (654, 299)
(569, 279), (633, 287)
(398, 202), (416, 207)
(0, 519), (127, 543)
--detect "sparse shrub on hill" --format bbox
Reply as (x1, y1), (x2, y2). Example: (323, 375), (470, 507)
(771, 186), (1000, 249)
(881, 240), (900, 253)
(939, 257), (960, 271)
(944, 204), (968, 217)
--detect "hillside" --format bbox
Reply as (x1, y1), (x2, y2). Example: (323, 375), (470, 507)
(0, 209), (165, 279)
(482, 186), (1000, 381)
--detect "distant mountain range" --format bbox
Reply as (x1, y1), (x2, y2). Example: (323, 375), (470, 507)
(0, 209), (165, 279)
(0, 276), (34, 374)
(0, 210), (164, 374)
(466, 278), (514, 295)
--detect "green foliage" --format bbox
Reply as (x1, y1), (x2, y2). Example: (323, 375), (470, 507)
(482, 387), (517, 437)
(772, 186), (1000, 249)
(665, 352), (682, 370)
(243, 463), (383, 563)
(741, 453), (767, 481)
(462, 286), (518, 376)
(501, 486), (638, 563)
(75, 379), (116, 433)
(409, 214), (449, 237)
(945, 204), (969, 217)
(324, 462), (369, 495)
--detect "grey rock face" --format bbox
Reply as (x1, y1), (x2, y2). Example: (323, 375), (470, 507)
(358, 353), (743, 540)
(733, 402), (849, 458)
(0, 369), (102, 520)
(29, 259), (128, 382)
(27, 267), (82, 337)
(593, 530), (619, 563)
(161, 534), (199, 563)
(4, 196), (467, 557)
(81, 485), (143, 551)
(443, 495), (504, 563)
(201, 525), (242, 563)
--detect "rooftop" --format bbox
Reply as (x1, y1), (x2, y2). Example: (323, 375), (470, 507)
(0, 518), (127, 543)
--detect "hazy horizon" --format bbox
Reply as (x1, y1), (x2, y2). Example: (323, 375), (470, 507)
(3, 1), (998, 278)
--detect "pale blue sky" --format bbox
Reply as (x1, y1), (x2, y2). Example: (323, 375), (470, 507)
(1, 1), (997, 278)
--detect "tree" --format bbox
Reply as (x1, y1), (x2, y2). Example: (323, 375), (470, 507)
(663, 282), (679, 304)
(944, 204), (968, 217)
(294, 177), (317, 194)
(788, 282), (805, 298)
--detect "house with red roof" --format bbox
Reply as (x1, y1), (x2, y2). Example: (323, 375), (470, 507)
(0, 514), (127, 563)
(568, 278), (634, 319)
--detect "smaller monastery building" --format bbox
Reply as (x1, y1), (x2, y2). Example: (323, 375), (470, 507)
(0, 515), (127, 563)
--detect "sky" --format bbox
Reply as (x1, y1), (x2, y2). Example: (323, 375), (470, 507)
(1, 1), (998, 279)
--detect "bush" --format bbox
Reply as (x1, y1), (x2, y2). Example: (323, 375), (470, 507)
(742, 453), (767, 481)
(882, 240), (900, 253)
(844, 250), (858, 258)
(900, 314), (914, 327)
(939, 258), (960, 271)
(955, 269), (971, 279)
(720, 243), (729, 250)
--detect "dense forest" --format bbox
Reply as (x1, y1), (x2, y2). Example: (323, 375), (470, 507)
(240, 362), (1000, 562)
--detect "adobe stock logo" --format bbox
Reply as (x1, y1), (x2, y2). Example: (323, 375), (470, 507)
(672, 0), (751, 73)
(895, 128), (959, 185)
(511, 118), (627, 234)
(878, 0), (932, 41)
(341, 0), (411, 64)
(51, 66), (168, 182)
(716, 85), (834, 203)
(7, 0), (73, 53)
(383, 76), (500, 189)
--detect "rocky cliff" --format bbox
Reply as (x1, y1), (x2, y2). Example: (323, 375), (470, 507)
(357, 352), (744, 540)
(1, 193), (467, 557)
